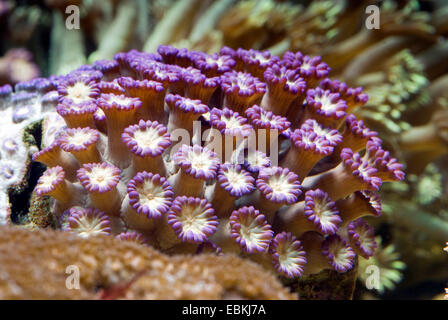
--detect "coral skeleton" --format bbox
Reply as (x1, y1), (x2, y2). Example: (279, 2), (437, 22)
(0, 226), (296, 299)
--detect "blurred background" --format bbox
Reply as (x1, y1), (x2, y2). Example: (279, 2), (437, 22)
(1, 0), (448, 299)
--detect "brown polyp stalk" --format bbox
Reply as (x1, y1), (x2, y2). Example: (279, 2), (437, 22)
(120, 197), (158, 233)
(301, 165), (366, 201)
(207, 184), (236, 218)
(170, 170), (206, 198)
(300, 231), (328, 276)
(274, 202), (317, 237)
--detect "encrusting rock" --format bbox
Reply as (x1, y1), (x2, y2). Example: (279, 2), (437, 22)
(0, 226), (296, 300)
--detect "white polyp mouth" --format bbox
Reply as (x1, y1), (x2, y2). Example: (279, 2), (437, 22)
(238, 222), (267, 251)
(206, 56), (224, 67)
(66, 82), (93, 103)
(154, 68), (166, 78)
(231, 74), (253, 90)
(361, 127), (371, 136)
(246, 150), (268, 168)
(313, 200), (336, 227)
(132, 128), (165, 150)
(38, 171), (61, 188)
(286, 77), (299, 87)
(206, 56), (217, 64)
(268, 175), (294, 197)
(238, 82), (250, 91)
(135, 180), (167, 211)
(176, 205), (210, 235)
(95, 108), (105, 118)
(259, 112), (272, 123)
(253, 53), (269, 64)
(184, 101), (198, 109)
(278, 242), (301, 272)
(187, 150), (213, 171)
(328, 240), (351, 267)
(355, 225), (375, 252)
(317, 94), (336, 112)
(301, 62), (311, 71)
(107, 95), (134, 106)
(300, 133), (315, 146)
(310, 121), (330, 138)
(68, 131), (93, 147)
(223, 115), (243, 129)
(86, 166), (117, 188)
(202, 112), (211, 121)
(358, 162), (373, 179)
(74, 216), (107, 238)
(224, 168), (248, 191)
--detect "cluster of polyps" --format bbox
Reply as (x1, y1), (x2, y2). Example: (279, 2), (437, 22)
(31, 45), (404, 278)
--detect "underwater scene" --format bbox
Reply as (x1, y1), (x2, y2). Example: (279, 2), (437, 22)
(0, 0), (447, 301)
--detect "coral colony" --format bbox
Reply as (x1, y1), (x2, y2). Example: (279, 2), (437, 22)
(1, 45), (404, 280)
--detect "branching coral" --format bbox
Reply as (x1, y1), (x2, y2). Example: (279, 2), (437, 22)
(13, 45), (403, 288)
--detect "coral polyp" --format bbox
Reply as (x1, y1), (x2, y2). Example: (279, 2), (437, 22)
(62, 207), (112, 238)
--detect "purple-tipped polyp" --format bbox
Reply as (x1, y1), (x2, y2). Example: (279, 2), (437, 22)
(229, 206), (274, 253)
